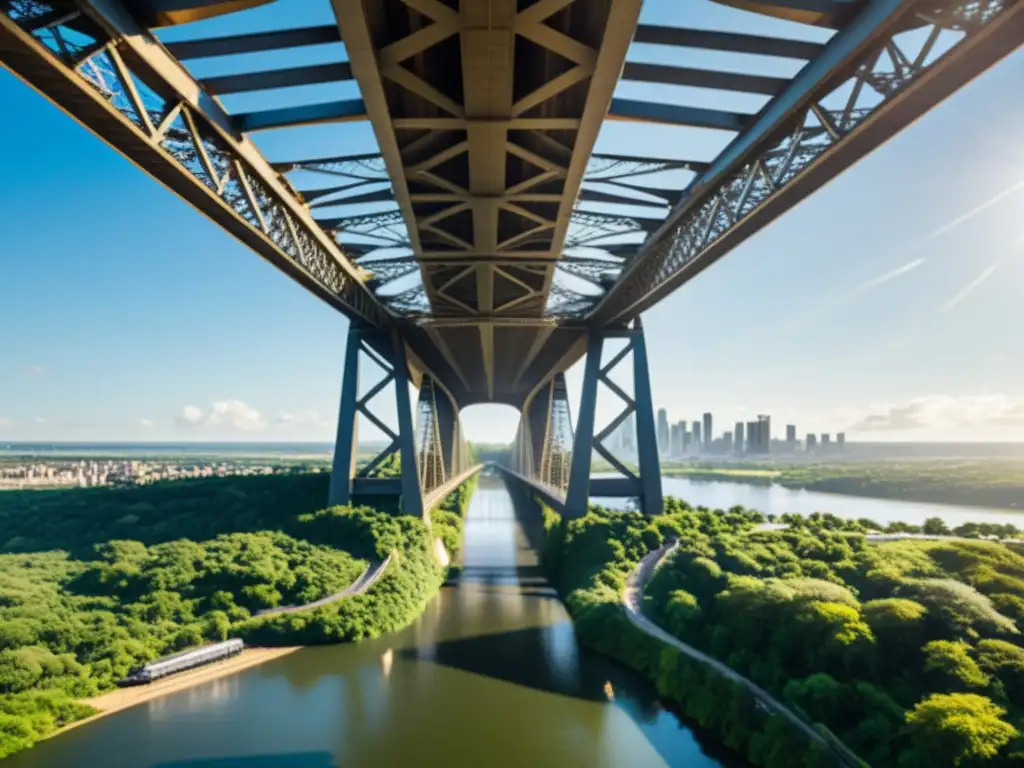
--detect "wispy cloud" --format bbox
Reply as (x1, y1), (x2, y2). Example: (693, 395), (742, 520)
(920, 178), (1024, 246)
(850, 394), (1024, 432)
(939, 262), (1001, 313)
(759, 178), (1024, 338)
(140, 419), (155, 428)
(853, 257), (926, 293)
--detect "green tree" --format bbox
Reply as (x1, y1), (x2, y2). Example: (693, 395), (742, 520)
(904, 693), (1017, 767)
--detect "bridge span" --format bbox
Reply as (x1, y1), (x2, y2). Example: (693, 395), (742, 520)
(2, 0), (1020, 517)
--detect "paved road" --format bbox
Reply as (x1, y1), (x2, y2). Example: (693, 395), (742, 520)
(622, 542), (862, 767)
(254, 554), (393, 618)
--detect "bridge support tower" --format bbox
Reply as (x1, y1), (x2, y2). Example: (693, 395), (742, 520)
(564, 318), (663, 519)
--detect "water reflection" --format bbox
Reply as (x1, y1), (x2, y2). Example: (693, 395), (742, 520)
(4, 476), (743, 768)
(600, 475), (1024, 526)
(151, 754), (336, 768)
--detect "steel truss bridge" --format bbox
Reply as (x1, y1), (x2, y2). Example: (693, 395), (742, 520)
(3, 0), (1020, 517)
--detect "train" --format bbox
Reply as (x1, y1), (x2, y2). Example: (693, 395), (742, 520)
(117, 638), (244, 686)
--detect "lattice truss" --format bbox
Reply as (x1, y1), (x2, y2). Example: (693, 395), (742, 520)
(593, 0), (1016, 323)
(352, 339), (405, 479)
(273, 153), (424, 306)
(327, 0), (636, 328)
(591, 338), (644, 485)
(415, 377), (447, 494)
(549, 154), (685, 315)
(537, 375), (574, 494)
(0, 0), (388, 327)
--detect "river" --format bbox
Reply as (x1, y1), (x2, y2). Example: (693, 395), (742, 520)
(5, 475), (743, 768)
(598, 475), (1024, 527)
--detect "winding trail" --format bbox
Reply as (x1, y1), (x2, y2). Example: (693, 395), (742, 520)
(622, 542), (862, 768)
(254, 554), (394, 618)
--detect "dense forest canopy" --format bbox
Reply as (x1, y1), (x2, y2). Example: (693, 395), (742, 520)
(539, 498), (1024, 768)
(0, 473), (475, 758)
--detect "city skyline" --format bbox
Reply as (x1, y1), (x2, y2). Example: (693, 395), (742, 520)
(2, 2), (1023, 445)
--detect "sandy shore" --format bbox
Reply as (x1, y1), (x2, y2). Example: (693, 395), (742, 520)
(50, 647), (301, 739)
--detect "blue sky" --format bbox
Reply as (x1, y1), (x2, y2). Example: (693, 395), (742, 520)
(1, 0), (1022, 445)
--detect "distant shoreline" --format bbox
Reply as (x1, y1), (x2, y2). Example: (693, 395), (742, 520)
(46, 647), (301, 742)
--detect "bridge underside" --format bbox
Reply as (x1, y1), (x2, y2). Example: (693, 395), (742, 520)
(2, 0), (1021, 514)
(335, 0), (642, 408)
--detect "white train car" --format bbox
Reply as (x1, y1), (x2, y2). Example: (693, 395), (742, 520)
(118, 638), (244, 686)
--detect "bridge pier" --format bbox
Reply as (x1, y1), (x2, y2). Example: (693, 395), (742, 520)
(564, 319), (663, 519)
(328, 326), (423, 517)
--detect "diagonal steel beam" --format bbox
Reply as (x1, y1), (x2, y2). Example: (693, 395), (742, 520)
(0, 0), (390, 328)
(592, 0), (1024, 324)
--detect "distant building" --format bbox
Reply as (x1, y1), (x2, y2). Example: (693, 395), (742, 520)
(837, 432), (846, 451)
(675, 421), (688, 455)
(692, 421), (702, 449)
(657, 408), (669, 455)
(670, 423), (683, 457)
(746, 420), (758, 454)
(786, 424), (797, 446)
(723, 431), (733, 451)
(822, 433), (832, 448)
(806, 433), (817, 451)
(757, 415), (771, 453)
(623, 415), (635, 452)
(702, 412), (713, 452)
(734, 422), (744, 453)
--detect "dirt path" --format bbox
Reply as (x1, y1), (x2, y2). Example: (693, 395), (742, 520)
(623, 543), (862, 767)
(253, 555), (391, 618)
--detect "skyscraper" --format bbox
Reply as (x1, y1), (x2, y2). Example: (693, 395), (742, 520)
(723, 431), (732, 451)
(692, 421), (702, 448)
(837, 432), (846, 451)
(786, 424), (797, 446)
(675, 421), (687, 455)
(806, 433), (817, 451)
(670, 423), (683, 457)
(702, 412), (713, 452)
(746, 420), (758, 454)
(657, 408), (669, 454)
(623, 414), (635, 452)
(822, 433), (831, 449)
(758, 415), (771, 453)
(734, 422), (744, 453)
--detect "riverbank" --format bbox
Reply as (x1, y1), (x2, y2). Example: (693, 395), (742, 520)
(662, 462), (1024, 511)
(46, 647), (301, 741)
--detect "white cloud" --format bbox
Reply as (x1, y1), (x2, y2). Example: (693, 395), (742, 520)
(33, 416), (47, 424)
(140, 419), (155, 428)
(850, 394), (1024, 432)
(207, 400), (266, 432)
(273, 410), (326, 428)
(176, 405), (204, 427)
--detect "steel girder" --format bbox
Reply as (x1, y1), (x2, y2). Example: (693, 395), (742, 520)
(590, 0), (1024, 324)
(0, 0), (390, 328)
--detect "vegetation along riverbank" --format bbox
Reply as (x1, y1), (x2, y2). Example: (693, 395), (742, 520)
(534, 496), (1024, 768)
(662, 460), (1024, 510)
(0, 472), (476, 758)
